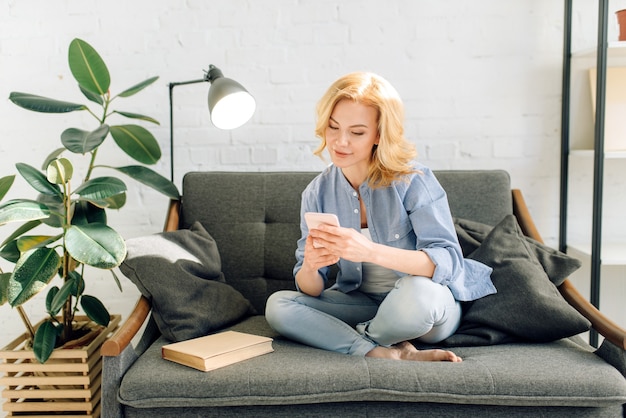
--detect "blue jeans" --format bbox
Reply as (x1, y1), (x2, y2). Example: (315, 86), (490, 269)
(265, 276), (462, 356)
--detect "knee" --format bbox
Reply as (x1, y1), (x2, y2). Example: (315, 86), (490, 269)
(265, 291), (295, 332)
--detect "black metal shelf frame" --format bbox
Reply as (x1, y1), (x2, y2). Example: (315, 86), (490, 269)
(559, 0), (609, 347)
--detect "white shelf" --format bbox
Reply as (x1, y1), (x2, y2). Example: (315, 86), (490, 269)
(573, 42), (626, 59)
(568, 242), (626, 266)
(570, 149), (626, 158)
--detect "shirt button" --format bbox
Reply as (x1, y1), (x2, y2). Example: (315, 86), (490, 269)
(353, 191), (358, 197)
(394, 234), (400, 239)
(354, 209), (359, 214)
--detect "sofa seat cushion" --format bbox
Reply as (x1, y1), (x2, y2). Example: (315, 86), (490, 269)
(118, 316), (626, 410)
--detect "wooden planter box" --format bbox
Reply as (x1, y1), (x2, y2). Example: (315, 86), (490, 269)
(0, 314), (120, 418)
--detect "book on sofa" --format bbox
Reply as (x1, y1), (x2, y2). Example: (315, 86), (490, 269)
(162, 331), (274, 371)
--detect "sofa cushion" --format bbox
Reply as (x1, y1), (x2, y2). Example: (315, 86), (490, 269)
(443, 215), (590, 346)
(454, 217), (582, 286)
(118, 316), (626, 410)
(120, 221), (255, 342)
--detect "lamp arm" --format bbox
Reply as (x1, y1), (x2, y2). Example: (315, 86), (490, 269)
(169, 78), (208, 182)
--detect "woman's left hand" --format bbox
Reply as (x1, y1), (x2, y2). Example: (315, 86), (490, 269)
(309, 224), (374, 263)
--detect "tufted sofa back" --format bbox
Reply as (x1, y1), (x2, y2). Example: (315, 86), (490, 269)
(180, 170), (512, 313)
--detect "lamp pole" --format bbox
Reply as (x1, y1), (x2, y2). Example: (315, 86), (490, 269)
(168, 65), (255, 183)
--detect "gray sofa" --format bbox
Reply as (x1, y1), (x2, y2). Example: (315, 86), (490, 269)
(102, 170), (626, 417)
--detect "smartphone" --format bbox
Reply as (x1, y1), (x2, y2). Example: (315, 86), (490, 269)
(304, 212), (340, 230)
(304, 212), (340, 248)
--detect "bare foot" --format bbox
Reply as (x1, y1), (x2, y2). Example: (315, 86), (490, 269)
(366, 341), (462, 362)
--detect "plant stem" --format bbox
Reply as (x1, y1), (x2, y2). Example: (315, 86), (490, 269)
(61, 179), (73, 341)
(17, 306), (36, 341)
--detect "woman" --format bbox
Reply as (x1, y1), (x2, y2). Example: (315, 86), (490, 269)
(265, 72), (495, 362)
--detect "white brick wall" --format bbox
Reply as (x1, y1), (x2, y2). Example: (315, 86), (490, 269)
(0, 0), (624, 360)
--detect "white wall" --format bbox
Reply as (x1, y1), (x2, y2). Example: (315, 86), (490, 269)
(0, 1), (624, 353)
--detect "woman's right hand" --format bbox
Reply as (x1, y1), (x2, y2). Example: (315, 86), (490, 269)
(295, 235), (339, 296)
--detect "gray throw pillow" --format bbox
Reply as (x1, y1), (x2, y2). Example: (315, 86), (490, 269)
(120, 221), (255, 342)
(454, 217), (581, 286)
(442, 215), (590, 346)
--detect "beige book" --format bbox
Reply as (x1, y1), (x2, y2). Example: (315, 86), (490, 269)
(162, 331), (273, 372)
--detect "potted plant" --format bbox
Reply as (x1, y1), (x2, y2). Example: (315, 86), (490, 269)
(0, 38), (179, 364)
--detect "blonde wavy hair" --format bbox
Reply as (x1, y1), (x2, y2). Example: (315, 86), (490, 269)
(314, 72), (418, 188)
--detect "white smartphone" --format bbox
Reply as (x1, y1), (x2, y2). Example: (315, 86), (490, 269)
(304, 212), (340, 230)
(304, 212), (340, 248)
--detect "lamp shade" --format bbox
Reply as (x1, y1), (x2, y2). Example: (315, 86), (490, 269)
(208, 77), (256, 130)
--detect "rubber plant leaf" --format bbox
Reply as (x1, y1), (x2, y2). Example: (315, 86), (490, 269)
(109, 125), (161, 165)
(16, 163), (62, 198)
(48, 278), (76, 316)
(37, 193), (64, 228)
(79, 84), (104, 105)
(46, 158), (73, 185)
(33, 320), (57, 363)
(16, 235), (59, 252)
(0, 273), (10, 305)
(68, 38), (110, 96)
(80, 294), (111, 326)
(8, 247), (61, 307)
(0, 175), (15, 201)
(113, 111), (160, 125)
(117, 76), (159, 98)
(1, 220), (42, 248)
(61, 125), (110, 155)
(41, 148), (66, 171)
(9, 92), (87, 113)
(73, 177), (127, 203)
(45, 286), (59, 312)
(114, 165), (180, 200)
(0, 199), (50, 226)
(65, 223), (126, 269)
(71, 201), (107, 226)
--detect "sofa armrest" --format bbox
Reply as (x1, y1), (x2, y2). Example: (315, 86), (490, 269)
(512, 189), (626, 350)
(101, 199), (182, 357)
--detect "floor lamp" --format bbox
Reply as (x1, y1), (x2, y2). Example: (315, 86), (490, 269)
(168, 65), (256, 182)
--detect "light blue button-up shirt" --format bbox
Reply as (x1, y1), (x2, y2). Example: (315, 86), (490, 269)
(294, 163), (496, 302)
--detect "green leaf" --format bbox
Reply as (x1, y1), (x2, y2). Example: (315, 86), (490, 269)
(37, 193), (64, 228)
(113, 110), (159, 125)
(68, 270), (85, 297)
(0, 199), (50, 226)
(49, 278), (76, 316)
(80, 294), (110, 326)
(45, 286), (59, 312)
(79, 85), (104, 105)
(41, 148), (66, 171)
(46, 158), (73, 185)
(16, 235), (59, 252)
(65, 224), (126, 269)
(16, 163), (62, 198)
(109, 125), (161, 165)
(33, 320), (57, 363)
(9, 92), (87, 113)
(114, 166), (180, 200)
(110, 269), (123, 292)
(61, 125), (109, 154)
(8, 247), (61, 306)
(68, 38), (110, 95)
(0, 273), (10, 305)
(0, 241), (20, 263)
(0, 175), (16, 202)
(71, 201), (107, 226)
(117, 76), (159, 98)
(1, 220), (41, 247)
(100, 191), (126, 210)
(73, 177), (127, 206)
